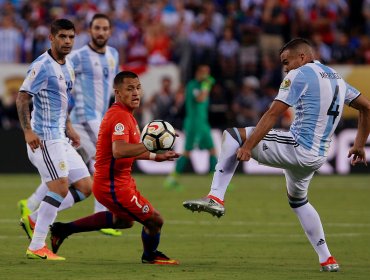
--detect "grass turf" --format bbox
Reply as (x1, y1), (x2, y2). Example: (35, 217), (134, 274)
(0, 174), (369, 280)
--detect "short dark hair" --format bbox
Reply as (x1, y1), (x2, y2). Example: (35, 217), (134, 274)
(50, 19), (75, 35)
(279, 38), (312, 55)
(114, 71), (139, 87)
(89, 13), (111, 28)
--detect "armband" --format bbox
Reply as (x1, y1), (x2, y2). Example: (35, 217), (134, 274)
(149, 152), (156, 160)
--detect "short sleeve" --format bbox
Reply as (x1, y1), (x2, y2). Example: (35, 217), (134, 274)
(344, 83), (361, 106)
(275, 70), (307, 107)
(110, 114), (131, 143)
(19, 62), (46, 96)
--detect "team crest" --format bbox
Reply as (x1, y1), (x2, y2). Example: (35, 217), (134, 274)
(27, 69), (37, 80)
(280, 78), (291, 90)
(59, 161), (67, 171)
(113, 123), (124, 135)
(142, 205), (150, 213)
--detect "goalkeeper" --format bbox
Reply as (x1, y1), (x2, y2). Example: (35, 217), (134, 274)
(165, 64), (218, 189)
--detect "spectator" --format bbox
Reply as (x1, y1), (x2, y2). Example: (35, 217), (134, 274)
(145, 76), (176, 121)
(0, 15), (22, 63)
(232, 76), (260, 127)
(217, 27), (240, 81)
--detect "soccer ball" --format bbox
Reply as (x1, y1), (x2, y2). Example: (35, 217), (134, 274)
(141, 120), (176, 153)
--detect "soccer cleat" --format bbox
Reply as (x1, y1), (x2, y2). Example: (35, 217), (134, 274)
(20, 215), (35, 240)
(26, 245), (65, 260)
(50, 222), (69, 254)
(100, 228), (122, 236)
(183, 195), (225, 218)
(320, 256), (340, 272)
(142, 250), (179, 265)
(17, 199), (31, 218)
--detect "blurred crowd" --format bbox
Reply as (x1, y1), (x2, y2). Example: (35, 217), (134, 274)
(0, 0), (369, 130)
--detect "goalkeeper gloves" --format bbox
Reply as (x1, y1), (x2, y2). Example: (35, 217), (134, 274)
(200, 76), (215, 92)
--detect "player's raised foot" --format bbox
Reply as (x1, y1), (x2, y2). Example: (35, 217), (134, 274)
(183, 195), (225, 218)
(320, 256), (340, 272)
(50, 222), (69, 253)
(142, 250), (179, 265)
(17, 199), (31, 218)
(20, 215), (35, 240)
(100, 228), (122, 236)
(26, 245), (65, 261)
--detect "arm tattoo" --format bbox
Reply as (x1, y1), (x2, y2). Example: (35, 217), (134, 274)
(16, 92), (32, 130)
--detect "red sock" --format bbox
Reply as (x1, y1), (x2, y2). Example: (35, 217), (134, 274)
(67, 211), (114, 234)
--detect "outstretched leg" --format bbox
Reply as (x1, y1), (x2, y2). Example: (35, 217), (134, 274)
(183, 128), (243, 217)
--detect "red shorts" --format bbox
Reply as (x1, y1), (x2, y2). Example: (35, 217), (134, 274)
(93, 177), (154, 223)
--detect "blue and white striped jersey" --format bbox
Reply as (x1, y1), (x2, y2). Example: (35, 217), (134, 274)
(19, 50), (75, 140)
(275, 61), (360, 156)
(69, 45), (119, 123)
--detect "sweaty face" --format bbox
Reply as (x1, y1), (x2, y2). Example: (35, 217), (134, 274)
(115, 77), (142, 111)
(50, 29), (75, 56)
(90, 18), (111, 49)
(280, 49), (305, 74)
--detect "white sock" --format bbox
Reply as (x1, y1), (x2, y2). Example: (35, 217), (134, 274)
(29, 195), (62, 250)
(57, 191), (75, 211)
(94, 198), (107, 213)
(30, 188), (85, 222)
(208, 129), (241, 201)
(27, 183), (48, 212)
(293, 202), (331, 263)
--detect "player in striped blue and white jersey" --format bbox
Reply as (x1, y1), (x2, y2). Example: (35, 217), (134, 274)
(16, 19), (92, 260)
(69, 14), (120, 236)
(18, 14), (121, 237)
(183, 38), (370, 272)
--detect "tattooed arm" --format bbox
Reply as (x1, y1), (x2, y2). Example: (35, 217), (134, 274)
(16, 91), (41, 152)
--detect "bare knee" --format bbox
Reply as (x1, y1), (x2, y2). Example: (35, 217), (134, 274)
(72, 176), (92, 197)
(47, 177), (69, 197)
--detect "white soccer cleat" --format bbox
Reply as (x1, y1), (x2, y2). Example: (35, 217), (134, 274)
(183, 195), (225, 218)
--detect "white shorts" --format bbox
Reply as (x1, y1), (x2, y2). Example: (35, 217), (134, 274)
(246, 127), (327, 198)
(73, 120), (101, 163)
(27, 139), (90, 184)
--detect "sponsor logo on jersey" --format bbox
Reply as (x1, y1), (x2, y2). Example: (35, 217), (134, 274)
(113, 123), (124, 135)
(263, 143), (269, 151)
(280, 78), (291, 90)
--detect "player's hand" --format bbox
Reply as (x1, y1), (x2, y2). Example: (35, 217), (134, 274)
(236, 146), (252, 161)
(66, 127), (81, 148)
(24, 129), (43, 152)
(347, 146), (367, 166)
(200, 76), (215, 92)
(154, 151), (180, 162)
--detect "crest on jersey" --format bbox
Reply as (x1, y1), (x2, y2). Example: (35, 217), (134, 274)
(27, 69), (37, 80)
(280, 78), (291, 90)
(113, 123), (124, 135)
(142, 205), (150, 213)
(59, 161), (67, 171)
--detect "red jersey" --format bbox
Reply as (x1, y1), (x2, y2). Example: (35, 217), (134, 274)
(94, 102), (141, 189)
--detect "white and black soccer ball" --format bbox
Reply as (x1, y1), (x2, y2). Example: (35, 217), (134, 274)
(141, 120), (176, 153)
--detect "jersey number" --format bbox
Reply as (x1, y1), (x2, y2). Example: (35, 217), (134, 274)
(327, 85), (340, 124)
(131, 195), (142, 209)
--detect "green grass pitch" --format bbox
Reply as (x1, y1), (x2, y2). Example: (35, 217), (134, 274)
(0, 174), (369, 280)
